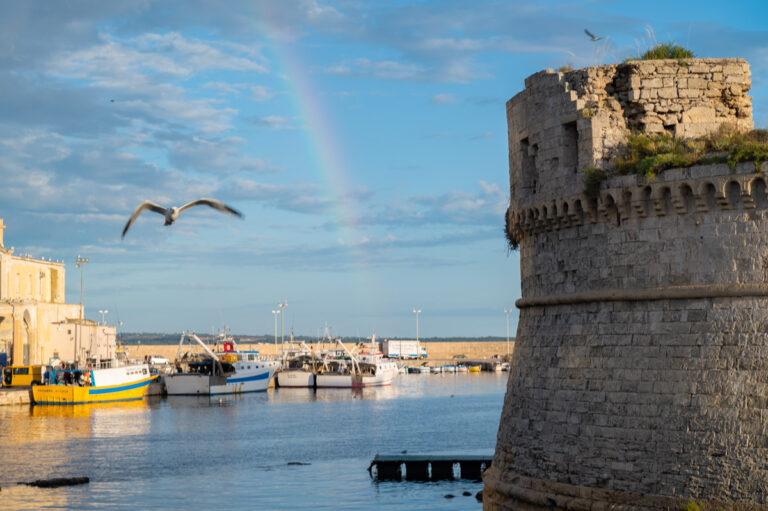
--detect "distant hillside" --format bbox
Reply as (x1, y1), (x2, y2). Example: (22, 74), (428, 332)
(119, 333), (513, 345)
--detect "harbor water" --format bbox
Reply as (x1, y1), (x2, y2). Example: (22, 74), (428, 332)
(0, 372), (507, 510)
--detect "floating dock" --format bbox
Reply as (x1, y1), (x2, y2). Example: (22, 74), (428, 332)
(368, 454), (492, 481)
(0, 387), (32, 406)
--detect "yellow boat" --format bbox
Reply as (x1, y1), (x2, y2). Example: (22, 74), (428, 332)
(33, 364), (158, 405)
(468, 365), (482, 373)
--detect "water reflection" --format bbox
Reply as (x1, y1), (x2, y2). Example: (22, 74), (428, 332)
(0, 373), (506, 510)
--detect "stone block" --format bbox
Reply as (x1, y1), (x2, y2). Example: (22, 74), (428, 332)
(657, 87), (677, 99)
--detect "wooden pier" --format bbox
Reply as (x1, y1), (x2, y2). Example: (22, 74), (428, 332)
(368, 454), (492, 481)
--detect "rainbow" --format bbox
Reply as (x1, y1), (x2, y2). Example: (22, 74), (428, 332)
(256, 7), (374, 308)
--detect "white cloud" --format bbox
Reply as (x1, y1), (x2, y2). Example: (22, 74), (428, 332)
(49, 31), (268, 84)
(251, 85), (276, 102)
(324, 64), (352, 76)
(204, 82), (248, 94)
(430, 93), (457, 105)
(251, 115), (294, 130)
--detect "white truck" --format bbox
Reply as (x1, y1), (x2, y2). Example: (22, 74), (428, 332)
(382, 339), (427, 359)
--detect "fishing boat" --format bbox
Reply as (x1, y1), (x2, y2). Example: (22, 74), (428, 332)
(32, 361), (157, 405)
(430, 366), (442, 374)
(165, 332), (278, 395)
(456, 365), (469, 373)
(441, 364), (457, 373)
(277, 335), (318, 388)
(468, 365), (482, 373)
(315, 334), (398, 388)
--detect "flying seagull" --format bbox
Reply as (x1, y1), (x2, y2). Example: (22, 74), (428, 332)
(584, 29), (602, 41)
(121, 198), (243, 239)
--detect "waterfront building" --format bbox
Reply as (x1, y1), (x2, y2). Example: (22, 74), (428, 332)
(0, 219), (115, 365)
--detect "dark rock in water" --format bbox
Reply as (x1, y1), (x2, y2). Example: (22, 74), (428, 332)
(444, 494), (455, 499)
(22, 477), (90, 488)
(287, 462), (311, 466)
(475, 490), (483, 502)
(462, 491), (472, 496)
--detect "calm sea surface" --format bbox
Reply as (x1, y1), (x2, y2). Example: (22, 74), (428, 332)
(0, 372), (507, 510)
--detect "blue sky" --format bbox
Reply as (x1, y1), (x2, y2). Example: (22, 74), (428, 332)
(2, 1), (767, 338)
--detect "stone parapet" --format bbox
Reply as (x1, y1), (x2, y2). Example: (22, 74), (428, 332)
(508, 161), (768, 297)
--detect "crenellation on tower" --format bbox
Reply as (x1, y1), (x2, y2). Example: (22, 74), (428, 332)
(488, 58), (768, 509)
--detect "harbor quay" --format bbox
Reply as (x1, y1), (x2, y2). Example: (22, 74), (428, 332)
(130, 340), (513, 365)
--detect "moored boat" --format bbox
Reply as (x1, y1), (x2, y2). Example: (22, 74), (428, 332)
(276, 335), (317, 388)
(165, 332), (278, 395)
(314, 334), (398, 388)
(33, 362), (157, 405)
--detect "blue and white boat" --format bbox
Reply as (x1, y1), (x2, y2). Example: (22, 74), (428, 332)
(164, 332), (279, 395)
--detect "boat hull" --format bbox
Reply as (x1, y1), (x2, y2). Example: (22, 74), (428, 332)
(277, 370), (315, 388)
(33, 375), (157, 405)
(315, 370), (397, 388)
(165, 366), (274, 395)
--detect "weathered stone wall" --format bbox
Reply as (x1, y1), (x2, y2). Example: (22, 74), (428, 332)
(507, 58), (752, 213)
(488, 59), (768, 509)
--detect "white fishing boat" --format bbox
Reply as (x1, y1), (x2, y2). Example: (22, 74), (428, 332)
(165, 332), (278, 395)
(430, 366), (442, 374)
(276, 335), (318, 388)
(442, 364), (457, 373)
(315, 334), (398, 388)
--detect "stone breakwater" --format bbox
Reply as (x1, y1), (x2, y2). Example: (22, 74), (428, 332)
(487, 58), (768, 509)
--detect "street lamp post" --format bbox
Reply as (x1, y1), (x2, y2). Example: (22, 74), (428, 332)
(278, 301), (288, 345)
(75, 255), (89, 364)
(271, 309), (280, 346)
(98, 309), (109, 325)
(504, 308), (512, 358)
(412, 308), (422, 342)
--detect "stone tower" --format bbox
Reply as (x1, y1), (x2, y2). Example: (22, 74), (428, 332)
(485, 59), (768, 508)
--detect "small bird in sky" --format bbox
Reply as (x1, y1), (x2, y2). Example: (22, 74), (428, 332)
(121, 198), (243, 239)
(584, 29), (602, 41)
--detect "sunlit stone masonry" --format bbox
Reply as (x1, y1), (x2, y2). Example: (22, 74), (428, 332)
(484, 58), (768, 509)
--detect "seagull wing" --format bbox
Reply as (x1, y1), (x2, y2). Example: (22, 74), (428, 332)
(178, 198), (244, 218)
(584, 28), (602, 40)
(121, 201), (168, 239)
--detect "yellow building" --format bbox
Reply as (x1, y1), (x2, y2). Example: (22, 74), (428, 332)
(0, 219), (116, 365)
